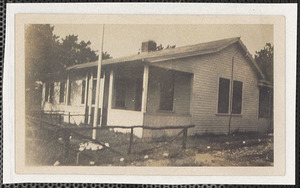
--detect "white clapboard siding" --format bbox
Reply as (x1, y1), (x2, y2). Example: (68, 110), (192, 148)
(151, 43), (267, 135)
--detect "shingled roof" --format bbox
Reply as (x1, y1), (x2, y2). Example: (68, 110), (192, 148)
(66, 37), (265, 80)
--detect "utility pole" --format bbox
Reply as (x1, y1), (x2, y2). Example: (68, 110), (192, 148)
(228, 50), (240, 136)
(228, 56), (234, 136)
(92, 24), (105, 140)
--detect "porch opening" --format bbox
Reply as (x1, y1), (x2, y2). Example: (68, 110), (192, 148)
(112, 65), (144, 111)
(147, 66), (193, 115)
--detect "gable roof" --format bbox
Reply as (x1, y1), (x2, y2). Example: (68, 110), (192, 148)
(66, 37), (266, 80)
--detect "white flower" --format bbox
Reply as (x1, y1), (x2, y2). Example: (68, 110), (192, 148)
(120, 158), (125, 162)
(144, 155), (149, 159)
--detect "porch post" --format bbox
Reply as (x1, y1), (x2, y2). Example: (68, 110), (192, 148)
(108, 70), (114, 110)
(141, 65), (149, 113)
(87, 73), (94, 123)
(66, 75), (70, 105)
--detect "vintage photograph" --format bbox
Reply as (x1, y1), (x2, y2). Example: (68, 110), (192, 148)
(24, 23), (274, 167)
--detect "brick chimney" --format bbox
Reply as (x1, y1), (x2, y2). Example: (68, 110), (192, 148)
(141, 40), (157, 53)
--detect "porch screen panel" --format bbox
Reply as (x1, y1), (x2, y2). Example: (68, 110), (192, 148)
(232, 81), (243, 114)
(159, 70), (174, 111)
(92, 79), (96, 104)
(81, 80), (86, 104)
(68, 81), (72, 105)
(59, 82), (65, 103)
(45, 83), (49, 102)
(115, 77), (126, 108)
(49, 83), (54, 103)
(217, 78), (230, 113)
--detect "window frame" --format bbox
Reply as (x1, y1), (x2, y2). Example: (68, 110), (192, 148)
(216, 77), (243, 116)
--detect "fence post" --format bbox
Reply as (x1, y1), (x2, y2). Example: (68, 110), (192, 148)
(182, 127), (188, 149)
(68, 112), (71, 126)
(128, 127), (134, 154)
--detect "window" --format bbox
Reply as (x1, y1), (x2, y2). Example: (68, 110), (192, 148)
(232, 81), (243, 114)
(159, 71), (174, 111)
(81, 80), (86, 104)
(49, 83), (54, 103)
(217, 78), (230, 113)
(59, 82), (65, 103)
(259, 88), (272, 118)
(115, 76), (126, 108)
(217, 78), (243, 114)
(45, 83), (50, 102)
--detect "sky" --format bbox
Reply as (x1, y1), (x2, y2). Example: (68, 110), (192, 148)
(53, 24), (273, 59)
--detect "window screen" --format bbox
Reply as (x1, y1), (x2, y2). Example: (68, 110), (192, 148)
(217, 78), (230, 113)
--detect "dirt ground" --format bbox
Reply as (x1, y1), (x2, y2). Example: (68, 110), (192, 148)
(25, 117), (273, 167)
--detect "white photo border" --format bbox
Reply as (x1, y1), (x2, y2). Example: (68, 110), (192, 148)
(3, 3), (297, 185)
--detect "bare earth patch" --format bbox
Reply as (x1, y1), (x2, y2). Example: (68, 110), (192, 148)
(25, 117), (273, 167)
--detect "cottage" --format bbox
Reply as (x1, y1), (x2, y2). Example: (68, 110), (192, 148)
(41, 37), (273, 137)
